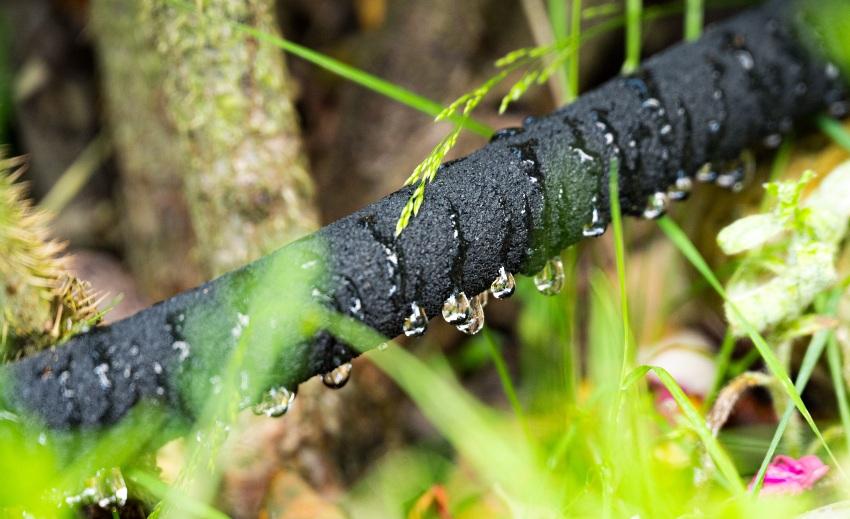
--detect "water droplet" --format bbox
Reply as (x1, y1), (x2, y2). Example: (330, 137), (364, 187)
(490, 127), (524, 142)
(442, 292), (471, 324)
(763, 133), (782, 149)
(667, 173), (692, 201)
(403, 302), (428, 337)
(715, 152), (754, 192)
(576, 148), (594, 164)
(826, 63), (840, 80)
(322, 363), (352, 389)
(94, 364), (111, 389)
(252, 386), (296, 418)
(64, 468), (128, 510)
(642, 98), (661, 110)
(642, 192), (668, 220)
(490, 267), (516, 299)
(534, 257), (565, 296)
(660, 124), (672, 136)
(830, 101), (849, 118)
(456, 294), (485, 335)
(172, 341), (191, 362)
(696, 163), (717, 183)
(708, 120), (721, 134)
(604, 133), (615, 145)
(377, 342), (389, 351)
(583, 198), (606, 237)
(523, 115), (538, 127)
(734, 50), (754, 71)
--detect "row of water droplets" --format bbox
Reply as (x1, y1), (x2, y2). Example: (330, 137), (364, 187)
(402, 258), (566, 340)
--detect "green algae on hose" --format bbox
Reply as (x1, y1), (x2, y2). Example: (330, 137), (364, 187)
(2, 0), (847, 430)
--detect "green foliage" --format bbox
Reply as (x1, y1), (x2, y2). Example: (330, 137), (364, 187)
(718, 165), (850, 335)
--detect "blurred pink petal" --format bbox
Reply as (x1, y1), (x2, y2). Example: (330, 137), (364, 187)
(750, 455), (829, 495)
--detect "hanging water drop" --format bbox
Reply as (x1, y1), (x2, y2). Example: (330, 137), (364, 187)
(252, 386), (296, 418)
(322, 363), (353, 389)
(490, 267), (516, 299)
(456, 294), (485, 335)
(667, 173), (692, 201)
(642, 192), (668, 220)
(534, 256), (565, 296)
(696, 163), (717, 183)
(403, 302), (428, 336)
(442, 292), (471, 324)
(763, 133), (782, 149)
(582, 197), (606, 237)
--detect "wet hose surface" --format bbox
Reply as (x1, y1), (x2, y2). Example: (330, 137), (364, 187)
(2, 0), (846, 430)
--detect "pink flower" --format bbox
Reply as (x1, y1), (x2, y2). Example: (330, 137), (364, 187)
(750, 455), (829, 495)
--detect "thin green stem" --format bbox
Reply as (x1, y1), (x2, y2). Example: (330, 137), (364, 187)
(623, 0), (643, 73)
(482, 329), (525, 422)
(827, 335), (850, 455)
(818, 115), (850, 153)
(684, 0), (704, 41)
(568, 0), (583, 101)
(706, 330), (735, 408)
(751, 290), (840, 493)
(609, 160), (633, 389)
(547, 0), (572, 101)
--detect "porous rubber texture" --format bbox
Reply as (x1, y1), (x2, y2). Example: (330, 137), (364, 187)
(1, 0), (846, 429)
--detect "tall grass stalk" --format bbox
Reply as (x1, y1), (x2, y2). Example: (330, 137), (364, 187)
(685, 0), (704, 41)
(623, 0), (643, 73)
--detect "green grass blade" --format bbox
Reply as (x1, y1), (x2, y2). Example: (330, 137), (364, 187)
(568, 0), (582, 101)
(657, 217), (843, 478)
(482, 329), (526, 422)
(127, 470), (229, 519)
(706, 330), (736, 408)
(623, 0), (643, 73)
(827, 335), (850, 455)
(609, 160), (633, 388)
(166, 0), (492, 138)
(546, 0), (571, 100)
(684, 0), (704, 41)
(751, 323), (835, 493)
(623, 365), (745, 494)
(818, 116), (850, 153)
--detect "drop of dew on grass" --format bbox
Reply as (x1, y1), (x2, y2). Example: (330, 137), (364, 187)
(322, 362), (353, 389)
(534, 256), (565, 296)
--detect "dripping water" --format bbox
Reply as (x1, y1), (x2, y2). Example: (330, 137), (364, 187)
(322, 362), (353, 390)
(403, 302), (428, 337)
(534, 256), (565, 296)
(252, 386), (296, 418)
(490, 266), (516, 299)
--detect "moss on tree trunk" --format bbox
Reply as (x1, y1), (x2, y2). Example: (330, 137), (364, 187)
(91, 0), (319, 297)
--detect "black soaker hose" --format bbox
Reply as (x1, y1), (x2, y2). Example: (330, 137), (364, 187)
(1, 0), (846, 430)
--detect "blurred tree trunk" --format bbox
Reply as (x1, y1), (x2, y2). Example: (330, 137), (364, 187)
(91, 0), (318, 298)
